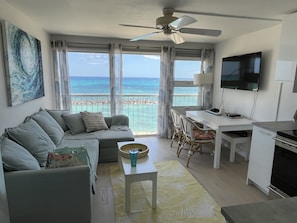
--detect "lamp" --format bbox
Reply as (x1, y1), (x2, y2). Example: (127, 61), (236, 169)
(193, 72), (213, 86)
(274, 60), (297, 121)
(275, 60), (296, 81)
(193, 72), (213, 109)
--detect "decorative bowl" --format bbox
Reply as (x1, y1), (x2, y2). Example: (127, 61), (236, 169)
(119, 143), (149, 159)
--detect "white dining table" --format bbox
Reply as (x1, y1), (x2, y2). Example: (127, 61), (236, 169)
(186, 110), (253, 169)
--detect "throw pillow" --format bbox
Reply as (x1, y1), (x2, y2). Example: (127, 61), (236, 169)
(30, 110), (64, 145)
(46, 109), (70, 131)
(80, 111), (108, 132)
(5, 119), (56, 167)
(62, 113), (86, 134)
(0, 136), (40, 171)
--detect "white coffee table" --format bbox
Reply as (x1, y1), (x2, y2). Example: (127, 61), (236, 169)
(117, 141), (157, 212)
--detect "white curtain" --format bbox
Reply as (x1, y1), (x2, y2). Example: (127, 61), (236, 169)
(158, 46), (175, 138)
(52, 40), (71, 110)
(109, 43), (123, 116)
(201, 48), (215, 109)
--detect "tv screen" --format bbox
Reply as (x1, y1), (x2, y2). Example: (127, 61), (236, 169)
(221, 52), (262, 91)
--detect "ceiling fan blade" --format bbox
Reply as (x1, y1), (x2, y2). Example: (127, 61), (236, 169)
(180, 28), (222, 37)
(119, 24), (156, 29)
(130, 31), (161, 42)
(170, 32), (185, 44)
(174, 10), (282, 22)
(169, 15), (197, 29)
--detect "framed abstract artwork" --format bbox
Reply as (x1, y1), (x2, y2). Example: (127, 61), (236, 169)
(1, 20), (44, 106)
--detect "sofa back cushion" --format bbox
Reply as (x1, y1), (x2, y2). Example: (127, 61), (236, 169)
(30, 110), (64, 145)
(62, 113), (86, 134)
(111, 115), (129, 127)
(104, 117), (112, 128)
(46, 109), (70, 131)
(5, 119), (56, 167)
(0, 136), (40, 171)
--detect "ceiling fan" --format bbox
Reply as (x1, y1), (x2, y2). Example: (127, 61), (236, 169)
(119, 8), (222, 44)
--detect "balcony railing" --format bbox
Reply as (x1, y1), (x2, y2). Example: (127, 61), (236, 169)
(71, 94), (199, 135)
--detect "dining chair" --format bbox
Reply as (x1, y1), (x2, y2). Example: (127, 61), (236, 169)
(178, 114), (215, 167)
(170, 108), (183, 152)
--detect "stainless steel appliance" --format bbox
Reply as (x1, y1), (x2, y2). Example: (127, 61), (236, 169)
(269, 130), (297, 199)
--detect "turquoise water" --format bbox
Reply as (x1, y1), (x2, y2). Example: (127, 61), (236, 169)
(70, 76), (198, 134)
(70, 76), (197, 94)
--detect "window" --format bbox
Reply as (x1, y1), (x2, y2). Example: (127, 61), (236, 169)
(66, 47), (204, 134)
(68, 52), (111, 115)
(122, 53), (160, 134)
(173, 59), (201, 106)
(67, 51), (161, 135)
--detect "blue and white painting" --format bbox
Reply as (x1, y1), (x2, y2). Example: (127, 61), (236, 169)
(2, 21), (44, 106)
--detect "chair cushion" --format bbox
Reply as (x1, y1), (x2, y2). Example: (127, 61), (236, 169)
(193, 129), (215, 140)
(80, 111), (108, 132)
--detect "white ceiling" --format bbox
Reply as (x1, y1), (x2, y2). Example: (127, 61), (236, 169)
(5, 0), (297, 44)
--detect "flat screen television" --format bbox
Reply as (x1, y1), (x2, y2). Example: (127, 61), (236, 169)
(220, 51), (262, 91)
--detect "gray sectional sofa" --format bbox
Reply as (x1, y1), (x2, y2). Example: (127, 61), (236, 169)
(0, 109), (134, 223)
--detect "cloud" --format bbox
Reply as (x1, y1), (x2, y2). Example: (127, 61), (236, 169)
(143, 55), (160, 60)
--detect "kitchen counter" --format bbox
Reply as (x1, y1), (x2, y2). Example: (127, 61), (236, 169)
(253, 120), (297, 132)
(221, 197), (297, 223)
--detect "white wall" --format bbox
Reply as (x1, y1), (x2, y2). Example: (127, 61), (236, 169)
(0, 0), (54, 133)
(213, 25), (284, 121)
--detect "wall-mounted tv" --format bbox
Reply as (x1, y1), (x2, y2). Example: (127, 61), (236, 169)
(221, 51), (262, 91)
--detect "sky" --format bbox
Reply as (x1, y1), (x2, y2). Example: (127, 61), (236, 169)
(67, 52), (201, 79)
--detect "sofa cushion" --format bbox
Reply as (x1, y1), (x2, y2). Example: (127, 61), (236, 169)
(110, 125), (129, 131)
(63, 113), (86, 134)
(30, 110), (64, 145)
(0, 136), (40, 171)
(98, 129), (135, 149)
(111, 115), (129, 126)
(104, 117), (112, 128)
(5, 119), (56, 167)
(80, 111), (108, 132)
(46, 109), (70, 131)
(58, 138), (99, 190)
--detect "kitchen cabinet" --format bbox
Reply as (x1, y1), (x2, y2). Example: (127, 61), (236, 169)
(247, 125), (276, 194)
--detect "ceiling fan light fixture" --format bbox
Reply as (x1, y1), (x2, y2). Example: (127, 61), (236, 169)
(170, 33), (185, 44)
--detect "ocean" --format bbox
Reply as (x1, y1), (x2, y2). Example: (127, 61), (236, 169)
(70, 76), (197, 94)
(70, 76), (159, 94)
(70, 76), (198, 134)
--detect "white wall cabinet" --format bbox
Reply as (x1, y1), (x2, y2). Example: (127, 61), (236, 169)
(247, 125), (276, 195)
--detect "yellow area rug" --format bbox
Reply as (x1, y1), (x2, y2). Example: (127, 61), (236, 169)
(110, 160), (226, 223)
